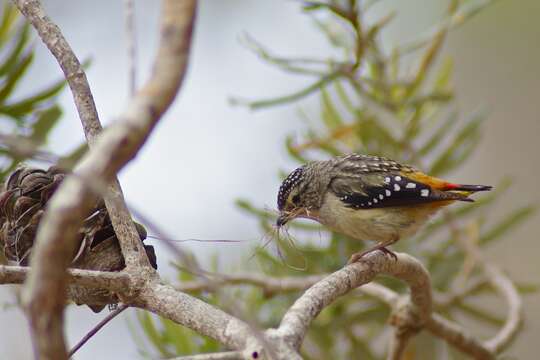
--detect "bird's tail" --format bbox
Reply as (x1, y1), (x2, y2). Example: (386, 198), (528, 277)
(445, 184), (492, 192)
(444, 184), (492, 202)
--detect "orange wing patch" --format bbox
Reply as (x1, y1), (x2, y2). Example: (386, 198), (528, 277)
(403, 171), (457, 190)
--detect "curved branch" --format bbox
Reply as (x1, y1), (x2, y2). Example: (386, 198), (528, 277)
(275, 251), (432, 350)
(482, 263), (522, 353)
(173, 262), (501, 359)
(425, 313), (494, 360)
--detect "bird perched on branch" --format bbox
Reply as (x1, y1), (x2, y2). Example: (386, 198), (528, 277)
(276, 154), (491, 263)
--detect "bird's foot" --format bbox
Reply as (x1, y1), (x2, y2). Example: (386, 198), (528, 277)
(347, 246), (398, 264)
(378, 247), (398, 261)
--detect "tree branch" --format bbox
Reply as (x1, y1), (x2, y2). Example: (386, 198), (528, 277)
(480, 263), (522, 353)
(123, 0), (137, 96)
(11, 1), (197, 359)
(171, 352), (244, 360)
(275, 251), (431, 350)
(131, 282), (256, 351)
(0, 265), (130, 291)
(68, 304), (129, 358)
(425, 313), (494, 360)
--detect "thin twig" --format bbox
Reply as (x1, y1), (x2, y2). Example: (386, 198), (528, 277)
(68, 304), (129, 358)
(446, 215), (523, 354)
(425, 314), (493, 360)
(169, 351), (244, 360)
(230, 70), (343, 110)
(0, 265), (130, 291)
(482, 263), (522, 353)
(124, 0), (137, 95)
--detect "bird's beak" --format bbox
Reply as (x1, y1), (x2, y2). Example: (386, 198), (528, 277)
(276, 213), (290, 227)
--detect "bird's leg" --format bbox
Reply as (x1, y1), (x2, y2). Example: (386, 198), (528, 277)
(347, 236), (399, 264)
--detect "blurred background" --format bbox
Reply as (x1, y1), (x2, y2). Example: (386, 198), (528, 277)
(0, 0), (538, 359)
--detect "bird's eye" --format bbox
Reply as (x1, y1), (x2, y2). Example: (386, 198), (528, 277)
(291, 194), (301, 205)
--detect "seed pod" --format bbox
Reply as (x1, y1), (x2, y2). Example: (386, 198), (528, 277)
(0, 165), (157, 312)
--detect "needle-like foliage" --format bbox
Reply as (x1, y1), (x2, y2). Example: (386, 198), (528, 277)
(135, 1), (536, 358)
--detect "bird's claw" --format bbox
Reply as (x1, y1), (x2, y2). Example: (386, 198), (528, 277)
(347, 246), (398, 264)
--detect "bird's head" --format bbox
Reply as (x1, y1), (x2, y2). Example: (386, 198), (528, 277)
(276, 162), (332, 227)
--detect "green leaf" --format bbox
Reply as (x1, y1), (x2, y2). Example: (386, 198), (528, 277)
(0, 23), (29, 77)
(457, 302), (505, 326)
(417, 110), (458, 157)
(285, 135), (308, 163)
(429, 112), (484, 176)
(1, 77), (66, 117)
(136, 311), (171, 357)
(30, 105), (62, 144)
(480, 205), (537, 246)
(355, 118), (400, 154)
(515, 281), (540, 294)
(0, 4), (19, 50)
(366, 11), (396, 43)
(334, 80), (355, 114)
(231, 71), (342, 110)
(0, 51), (33, 103)
(434, 57), (454, 92)
(161, 318), (193, 355)
(57, 141), (88, 170)
(320, 87), (343, 129)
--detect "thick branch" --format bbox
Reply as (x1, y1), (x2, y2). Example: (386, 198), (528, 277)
(11, 1), (197, 359)
(131, 282), (256, 351)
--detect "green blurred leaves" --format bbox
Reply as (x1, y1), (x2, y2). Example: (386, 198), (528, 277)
(0, 3), (67, 179)
(135, 311), (220, 358)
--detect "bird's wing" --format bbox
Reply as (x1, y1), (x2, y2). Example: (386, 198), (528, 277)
(329, 171), (471, 210)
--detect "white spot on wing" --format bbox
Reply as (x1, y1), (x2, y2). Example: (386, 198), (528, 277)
(385, 177), (391, 183)
(395, 176), (402, 181)
(373, 199), (378, 203)
(394, 184), (401, 191)
(379, 194), (384, 199)
(385, 189), (391, 196)
(421, 189), (430, 197)
(406, 182), (416, 189)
